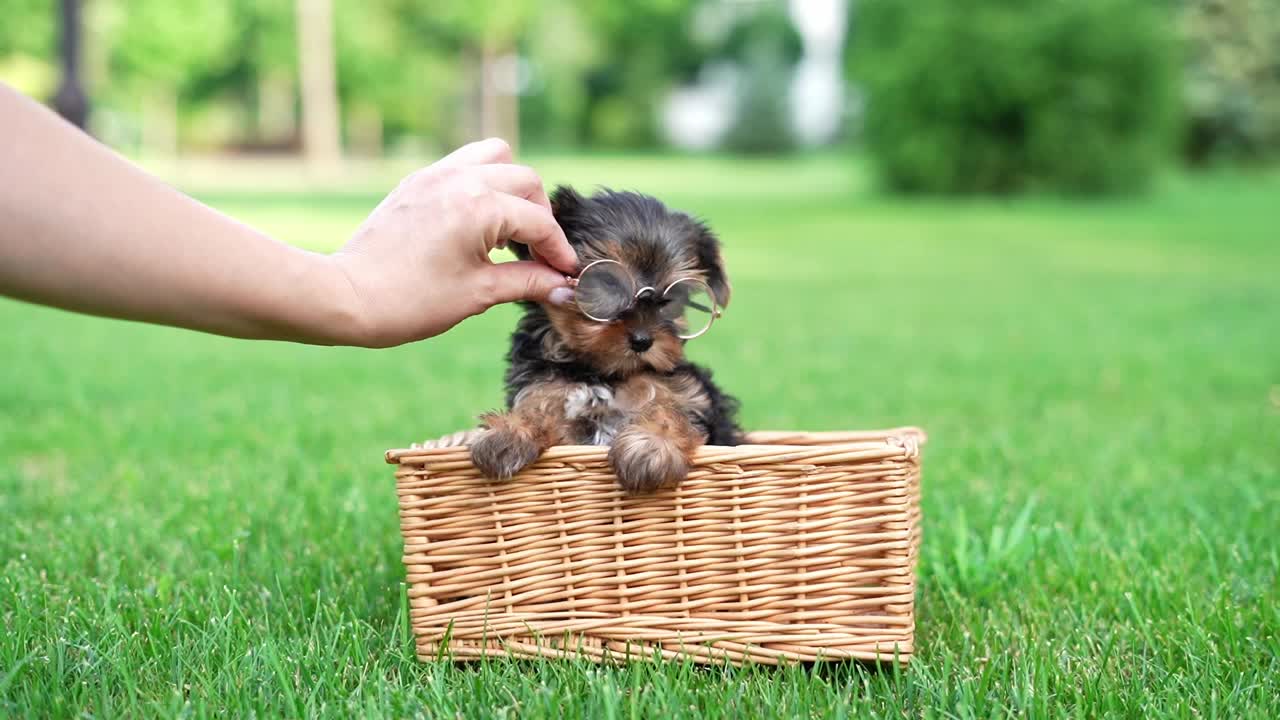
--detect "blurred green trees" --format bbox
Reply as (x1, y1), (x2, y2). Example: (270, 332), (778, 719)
(100, 2), (239, 151)
(522, 0), (707, 149)
(850, 0), (1180, 194)
(0, 0), (711, 154)
(0, 0), (54, 90)
(2, 0), (1277, 186)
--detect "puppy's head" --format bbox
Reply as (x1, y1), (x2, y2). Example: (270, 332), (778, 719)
(515, 186), (730, 376)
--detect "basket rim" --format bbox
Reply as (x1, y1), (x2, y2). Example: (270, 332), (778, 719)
(385, 426), (926, 465)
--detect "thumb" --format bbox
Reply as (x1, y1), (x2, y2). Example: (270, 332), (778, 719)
(480, 261), (575, 308)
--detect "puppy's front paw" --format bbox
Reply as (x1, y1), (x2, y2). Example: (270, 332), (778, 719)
(470, 428), (541, 481)
(608, 429), (689, 494)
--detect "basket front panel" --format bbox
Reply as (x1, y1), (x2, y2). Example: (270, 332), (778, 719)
(395, 442), (920, 665)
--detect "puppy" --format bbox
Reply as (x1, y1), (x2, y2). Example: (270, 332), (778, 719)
(470, 186), (744, 493)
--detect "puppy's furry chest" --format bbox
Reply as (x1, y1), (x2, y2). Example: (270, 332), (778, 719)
(560, 384), (628, 445)
(554, 374), (708, 446)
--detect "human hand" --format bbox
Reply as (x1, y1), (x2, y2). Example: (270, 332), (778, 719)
(327, 138), (578, 347)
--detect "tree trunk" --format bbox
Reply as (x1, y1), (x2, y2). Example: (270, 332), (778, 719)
(140, 87), (178, 156)
(295, 0), (341, 173)
(257, 72), (297, 149)
(53, 0), (89, 130)
(347, 104), (383, 157)
(479, 36), (519, 152)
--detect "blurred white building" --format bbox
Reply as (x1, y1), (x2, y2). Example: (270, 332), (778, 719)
(789, 0), (849, 146)
(660, 0), (849, 150)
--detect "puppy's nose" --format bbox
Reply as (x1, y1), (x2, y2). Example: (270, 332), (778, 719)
(628, 331), (654, 353)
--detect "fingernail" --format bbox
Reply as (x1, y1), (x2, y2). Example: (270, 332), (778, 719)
(548, 287), (575, 306)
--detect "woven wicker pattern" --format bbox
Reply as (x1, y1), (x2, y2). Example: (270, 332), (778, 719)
(386, 427), (924, 665)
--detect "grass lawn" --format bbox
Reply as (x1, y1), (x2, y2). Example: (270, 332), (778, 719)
(2, 154), (1278, 717)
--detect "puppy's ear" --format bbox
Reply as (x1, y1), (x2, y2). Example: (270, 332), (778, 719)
(694, 223), (731, 308)
(550, 185), (586, 226)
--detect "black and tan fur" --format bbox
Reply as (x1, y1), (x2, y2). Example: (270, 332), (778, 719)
(470, 186), (743, 493)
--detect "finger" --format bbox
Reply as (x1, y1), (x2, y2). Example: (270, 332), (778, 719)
(434, 137), (513, 170)
(485, 194), (578, 274)
(480, 261), (576, 309)
(471, 164), (553, 212)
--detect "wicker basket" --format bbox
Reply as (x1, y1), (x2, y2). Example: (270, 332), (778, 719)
(386, 427), (924, 666)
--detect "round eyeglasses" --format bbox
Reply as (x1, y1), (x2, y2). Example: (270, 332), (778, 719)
(570, 259), (722, 340)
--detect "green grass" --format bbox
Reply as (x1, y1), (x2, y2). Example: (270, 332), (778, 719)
(3, 154), (1278, 718)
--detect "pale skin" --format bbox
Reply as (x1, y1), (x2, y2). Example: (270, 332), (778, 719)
(0, 82), (579, 348)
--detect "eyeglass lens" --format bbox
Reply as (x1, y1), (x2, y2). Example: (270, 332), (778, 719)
(662, 278), (716, 339)
(576, 261), (718, 338)
(575, 262), (635, 321)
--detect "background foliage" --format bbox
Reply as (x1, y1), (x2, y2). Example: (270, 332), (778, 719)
(850, 0), (1180, 194)
(2, 0), (1278, 188)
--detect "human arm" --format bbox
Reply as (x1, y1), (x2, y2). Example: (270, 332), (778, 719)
(0, 82), (577, 347)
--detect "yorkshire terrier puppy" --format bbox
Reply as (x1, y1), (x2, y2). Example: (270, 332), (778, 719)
(470, 186), (743, 493)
